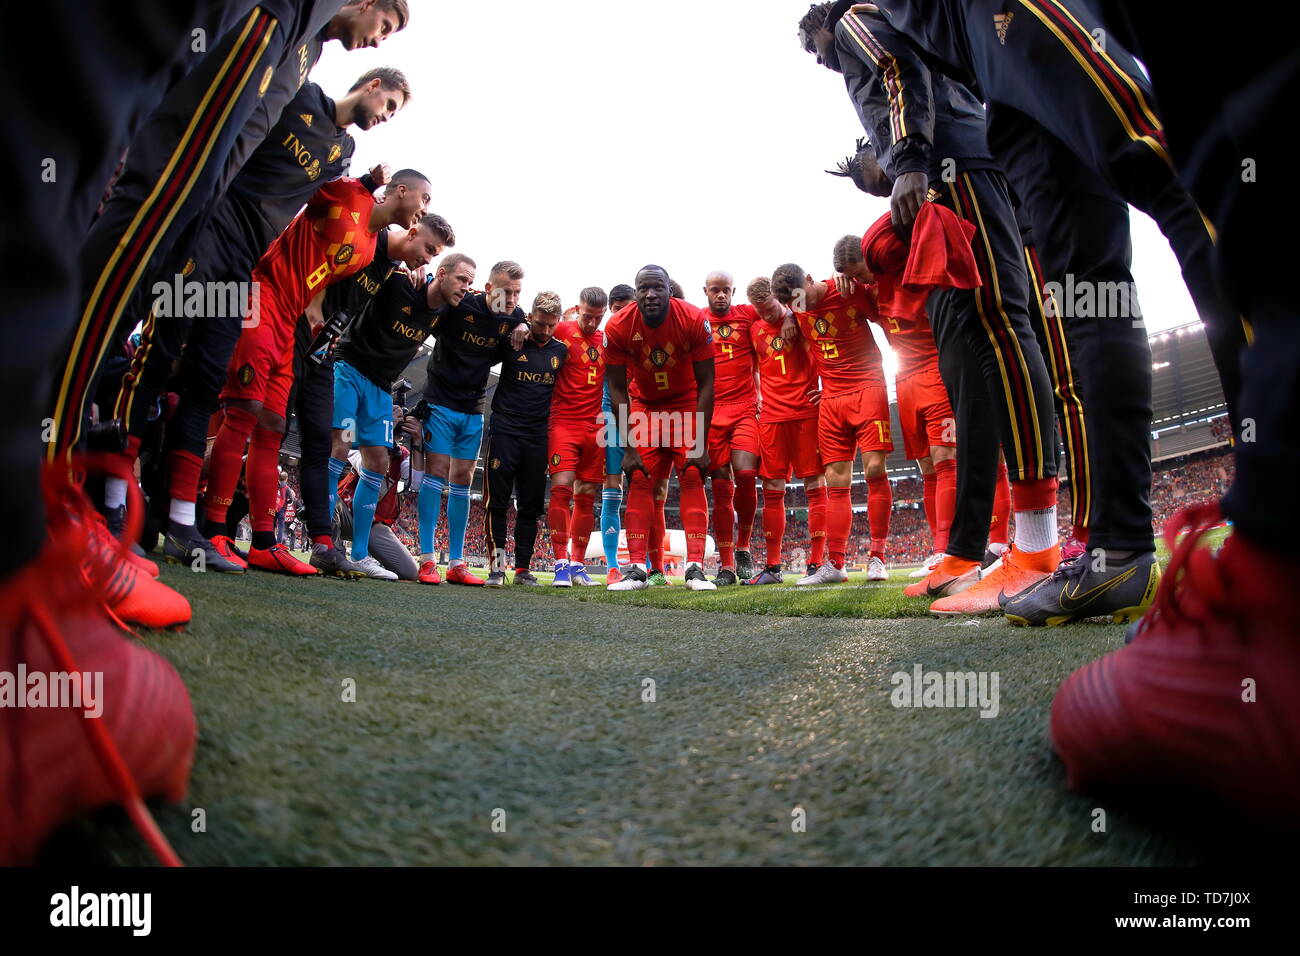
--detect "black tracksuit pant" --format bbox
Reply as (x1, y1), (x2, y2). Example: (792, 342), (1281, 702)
(1097, 3), (1300, 555)
(483, 426), (549, 573)
(48, 4), (305, 461)
(928, 168), (1060, 562)
(1, 0), (266, 575)
(991, 104), (1155, 552)
(290, 315), (335, 541)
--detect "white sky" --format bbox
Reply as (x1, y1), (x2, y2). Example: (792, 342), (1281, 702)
(312, 0), (1201, 387)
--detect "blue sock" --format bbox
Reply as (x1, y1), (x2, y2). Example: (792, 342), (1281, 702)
(351, 467), (384, 561)
(328, 457), (348, 514)
(419, 474), (446, 554)
(602, 488), (622, 568)
(448, 483), (471, 563)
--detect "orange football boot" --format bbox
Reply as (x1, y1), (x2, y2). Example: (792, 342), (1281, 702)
(928, 543), (1059, 616)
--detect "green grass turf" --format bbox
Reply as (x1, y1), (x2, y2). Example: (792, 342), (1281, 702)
(40, 521), (1273, 866)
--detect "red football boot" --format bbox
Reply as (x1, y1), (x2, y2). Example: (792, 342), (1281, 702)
(92, 511), (160, 578)
(59, 462), (191, 631)
(0, 468), (196, 865)
(1051, 503), (1300, 828)
(446, 563), (485, 586)
(418, 560), (443, 585)
(209, 534), (249, 570)
(246, 543), (319, 576)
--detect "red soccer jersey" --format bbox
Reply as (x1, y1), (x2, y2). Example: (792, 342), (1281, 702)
(795, 279), (885, 397)
(708, 304), (759, 408)
(873, 309), (940, 378)
(604, 298), (714, 409)
(551, 319), (605, 424)
(753, 316), (819, 423)
(253, 176), (378, 323)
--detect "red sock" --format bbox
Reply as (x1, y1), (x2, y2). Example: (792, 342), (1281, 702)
(922, 471), (938, 541)
(806, 484), (827, 566)
(867, 474), (891, 558)
(1011, 476), (1058, 512)
(548, 484), (572, 561)
(734, 469), (758, 551)
(712, 477), (735, 567)
(680, 469), (709, 564)
(763, 488), (786, 567)
(990, 460), (1011, 546)
(571, 492), (595, 563)
(827, 485), (852, 568)
(625, 473), (652, 565)
(313, 535), (332, 548)
(246, 425), (282, 535)
(168, 449), (204, 505)
(934, 458), (956, 553)
(203, 406), (256, 527)
(650, 498), (666, 570)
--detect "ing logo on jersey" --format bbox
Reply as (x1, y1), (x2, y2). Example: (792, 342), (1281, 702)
(334, 244), (354, 266)
(328, 144), (342, 164)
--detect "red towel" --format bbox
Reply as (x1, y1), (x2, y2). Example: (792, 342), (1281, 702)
(860, 204), (980, 320)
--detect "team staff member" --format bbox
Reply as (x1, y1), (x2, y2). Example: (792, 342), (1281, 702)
(484, 293), (569, 587)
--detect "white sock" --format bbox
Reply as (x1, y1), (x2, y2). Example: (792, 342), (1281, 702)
(169, 499), (196, 526)
(420, 552), (435, 564)
(449, 558), (464, 568)
(1014, 506), (1058, 554)
(104, 477), (128, 510)
(987, 541), (1009, 557)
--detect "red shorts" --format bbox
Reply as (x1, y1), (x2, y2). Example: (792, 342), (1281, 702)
(708, 402), (761, 470)
(630, 404), (703, 480)
(548, 419), (604, 483)
(758, 417), (822, 481)
(222, 316), (295, 419)
(818, 384), (892, 463)
(896, 364), (955, 460)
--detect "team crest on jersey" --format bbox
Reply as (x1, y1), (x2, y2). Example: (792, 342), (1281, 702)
(993, 11), (1013, 45)
(182, 259), (196, 277)
(334, 244), (354, 266)
(650, 348), (669, 369)
(328, 144), (342, 165)
(236, 364), (255, 387)
(814, 317), (831, 336)
(492, 459), (501, 470)
(499, 323), (509, 336)
(587, 347), (599, 362)
(718, 323), (732, 339)
(258, 65), (274, 97)
(550, 356), (560, 370)
(551, 453), (562, 466)
(771, 336), (784, 352)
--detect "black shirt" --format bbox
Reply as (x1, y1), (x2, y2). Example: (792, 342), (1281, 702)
(335, 249), (443, 389)
(423, 292), (529, 415)
(489, 336), (569, 437)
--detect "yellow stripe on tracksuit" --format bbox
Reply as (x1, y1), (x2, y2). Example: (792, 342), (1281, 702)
(841, 12), (909, 142)
(48, 9), (277, 461)
(1024, 247), (1091, 527)
(1015, 0), (1171, 167)
(951, 173), (1046, 479)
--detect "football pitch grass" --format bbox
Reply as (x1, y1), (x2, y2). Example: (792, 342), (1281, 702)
(47, 525), (1280, 866)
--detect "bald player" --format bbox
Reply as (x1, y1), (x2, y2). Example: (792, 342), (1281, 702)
(605, 265), (716, 591)
(702, 271), (762, 585)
